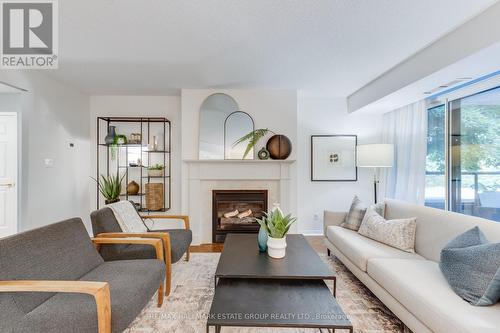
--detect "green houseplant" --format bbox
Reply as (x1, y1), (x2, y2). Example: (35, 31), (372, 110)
(148, 164), (164, 177)
(256, 205), (297, 258)
(233, 128), (274, 159)
(93, 173), (125, 204)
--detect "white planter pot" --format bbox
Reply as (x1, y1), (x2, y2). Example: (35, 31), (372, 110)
(267, 236), (287, 259)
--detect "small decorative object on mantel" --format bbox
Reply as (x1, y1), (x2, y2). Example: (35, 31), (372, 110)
(234, 128), (293, 160)
(92, 173), (125, 205)
(126, 180), (140, 195)
(104, 126), (117, 145)
(128, 133), (142, 144)
(257, 147), (270, 160)
(266, 134), (292, 160)
(148, 164), (164, 177)
(256, 203), (297, 259)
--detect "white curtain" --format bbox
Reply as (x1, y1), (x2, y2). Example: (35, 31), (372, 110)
(379, 100), (427, 204)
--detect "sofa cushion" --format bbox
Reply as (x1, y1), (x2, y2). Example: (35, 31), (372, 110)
(17, 260), (166, 333)
(440, 227), (500, 306)
(367, 258), (500, 333)
(340, 195), (367, 231)
(326, 226), (424, 272)
(99, 229), (192, 263)
(358, 206), (417, 253)
(384, 199), (500, 262)
(0, 219), (104, 313)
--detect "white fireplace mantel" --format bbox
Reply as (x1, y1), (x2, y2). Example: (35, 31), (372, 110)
(182, 159), (296, 244)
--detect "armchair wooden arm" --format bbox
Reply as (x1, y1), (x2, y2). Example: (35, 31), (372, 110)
(95, 233), (172, 296)
(0, 280), (111, 333)
(91, 237), (165, 306)
(139, 215), (191, 262)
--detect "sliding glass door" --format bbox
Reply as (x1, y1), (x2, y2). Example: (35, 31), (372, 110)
(449, 87), (500, 221)
(425, 105), (446, 209)
(426, 86), (500, 222)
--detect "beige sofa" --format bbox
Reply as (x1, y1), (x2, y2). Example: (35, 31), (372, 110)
(324, 199), (500, 333)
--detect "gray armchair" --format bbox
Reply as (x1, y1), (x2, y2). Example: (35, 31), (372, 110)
(0, 218), (166, 333)
(90, 205), (192, 296)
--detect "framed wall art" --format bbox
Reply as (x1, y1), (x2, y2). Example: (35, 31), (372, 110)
(311, 135), (357, 181)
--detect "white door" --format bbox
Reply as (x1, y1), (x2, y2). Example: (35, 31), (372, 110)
(0, 113), (17, 238)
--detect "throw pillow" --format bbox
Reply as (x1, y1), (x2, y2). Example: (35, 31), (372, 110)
(440, 227), (500, 306)
(341, 196), (385, 231)
(340, 196), (366, 231)
(358, 206), (417, 253)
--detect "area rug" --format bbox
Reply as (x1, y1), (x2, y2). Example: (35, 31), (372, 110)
(125, 253), (406, 333)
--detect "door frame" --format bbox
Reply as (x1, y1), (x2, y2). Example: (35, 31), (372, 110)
(0, 111), (19, 236)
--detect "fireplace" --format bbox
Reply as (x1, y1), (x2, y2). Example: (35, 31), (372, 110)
(212, 190), (268, 243)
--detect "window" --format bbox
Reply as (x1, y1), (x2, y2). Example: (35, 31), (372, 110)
(425, 86), (500, 222)
(425, 105), (445, 209)
(449, 87), (500, 222)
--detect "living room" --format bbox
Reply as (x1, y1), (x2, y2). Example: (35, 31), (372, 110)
(0, 1), (499, 332)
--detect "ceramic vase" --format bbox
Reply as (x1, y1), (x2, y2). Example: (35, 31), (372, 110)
(105, 126), (117, 145)
(257, 226), (268, 252)
(267, 235), (287, 258)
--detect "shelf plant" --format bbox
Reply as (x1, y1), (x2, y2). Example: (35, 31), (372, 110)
(148, 164), (164, 177)
(92, 173), (125, 204)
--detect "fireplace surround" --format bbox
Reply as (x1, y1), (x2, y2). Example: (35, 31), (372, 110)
(212, 190), (268, 243)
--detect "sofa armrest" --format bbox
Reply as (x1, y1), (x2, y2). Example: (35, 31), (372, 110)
(91, 237), (164, 261)
(0, 280), (111, 333)
(323, 211), (347, 235)
(140, 215), (190, 230)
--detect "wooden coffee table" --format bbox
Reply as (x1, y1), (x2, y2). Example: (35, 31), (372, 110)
(207, 234), (352, 332)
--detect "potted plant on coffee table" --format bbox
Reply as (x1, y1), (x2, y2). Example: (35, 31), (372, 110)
(256, 207), (297, 259)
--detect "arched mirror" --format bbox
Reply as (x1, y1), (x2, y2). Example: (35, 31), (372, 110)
(224, 111), (255, 159)
(199, 93), (239, 159)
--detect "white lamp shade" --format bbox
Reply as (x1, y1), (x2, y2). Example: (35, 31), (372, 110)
(357, 144), (394, 167)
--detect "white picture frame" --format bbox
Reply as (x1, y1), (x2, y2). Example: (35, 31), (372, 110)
(311, 135), (357, 181)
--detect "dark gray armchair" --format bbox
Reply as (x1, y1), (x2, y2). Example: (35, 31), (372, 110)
(0, 218), (166, 333)
(90, 205), (192, 296)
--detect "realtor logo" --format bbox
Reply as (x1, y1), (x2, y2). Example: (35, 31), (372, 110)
(1, 0), (58, 69)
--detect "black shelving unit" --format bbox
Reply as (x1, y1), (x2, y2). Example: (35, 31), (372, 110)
(96, 116), (171, 212)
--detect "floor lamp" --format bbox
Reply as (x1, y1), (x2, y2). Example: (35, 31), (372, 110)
(357, 144), (394, 204)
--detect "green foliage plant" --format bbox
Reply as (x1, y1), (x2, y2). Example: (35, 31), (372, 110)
(256, 209), (296, 239)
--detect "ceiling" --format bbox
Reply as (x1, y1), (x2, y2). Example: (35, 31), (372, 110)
(49, 0), (498, 96)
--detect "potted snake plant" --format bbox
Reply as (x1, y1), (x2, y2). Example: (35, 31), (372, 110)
(256, 204), (297, 258)
(92, 173), (125, 204)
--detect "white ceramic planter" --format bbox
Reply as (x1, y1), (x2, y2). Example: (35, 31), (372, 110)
(267, 236), (287, 258)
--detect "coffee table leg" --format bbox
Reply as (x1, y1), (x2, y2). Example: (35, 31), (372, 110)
(333, 278), (336, 297)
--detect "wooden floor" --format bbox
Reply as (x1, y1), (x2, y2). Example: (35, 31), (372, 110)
(190, 235), (325, 253)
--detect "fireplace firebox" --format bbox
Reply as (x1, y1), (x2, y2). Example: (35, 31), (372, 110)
(212, 190), (268, 243)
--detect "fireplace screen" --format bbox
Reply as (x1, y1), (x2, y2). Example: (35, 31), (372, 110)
(212, 190), (268, 243)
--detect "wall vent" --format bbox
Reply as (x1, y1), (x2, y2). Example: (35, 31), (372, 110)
(423, 77), (472, 95)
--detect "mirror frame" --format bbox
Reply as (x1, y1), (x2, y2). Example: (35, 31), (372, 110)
(223, 111), (255, 160)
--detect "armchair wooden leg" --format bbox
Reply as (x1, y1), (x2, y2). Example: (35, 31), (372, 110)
(165, 251), (172, 296)
(185, 247), (190, 261)
(158, 283), (164, 307)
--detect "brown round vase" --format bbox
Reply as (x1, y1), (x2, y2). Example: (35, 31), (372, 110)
(266, 134), (292, 160)
(127, 181), (140, 195)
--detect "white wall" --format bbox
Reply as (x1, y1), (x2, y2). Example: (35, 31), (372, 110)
(89, 95), (182, 213)
(0, 72), (91, 232)
(297, 97), (383, 234)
